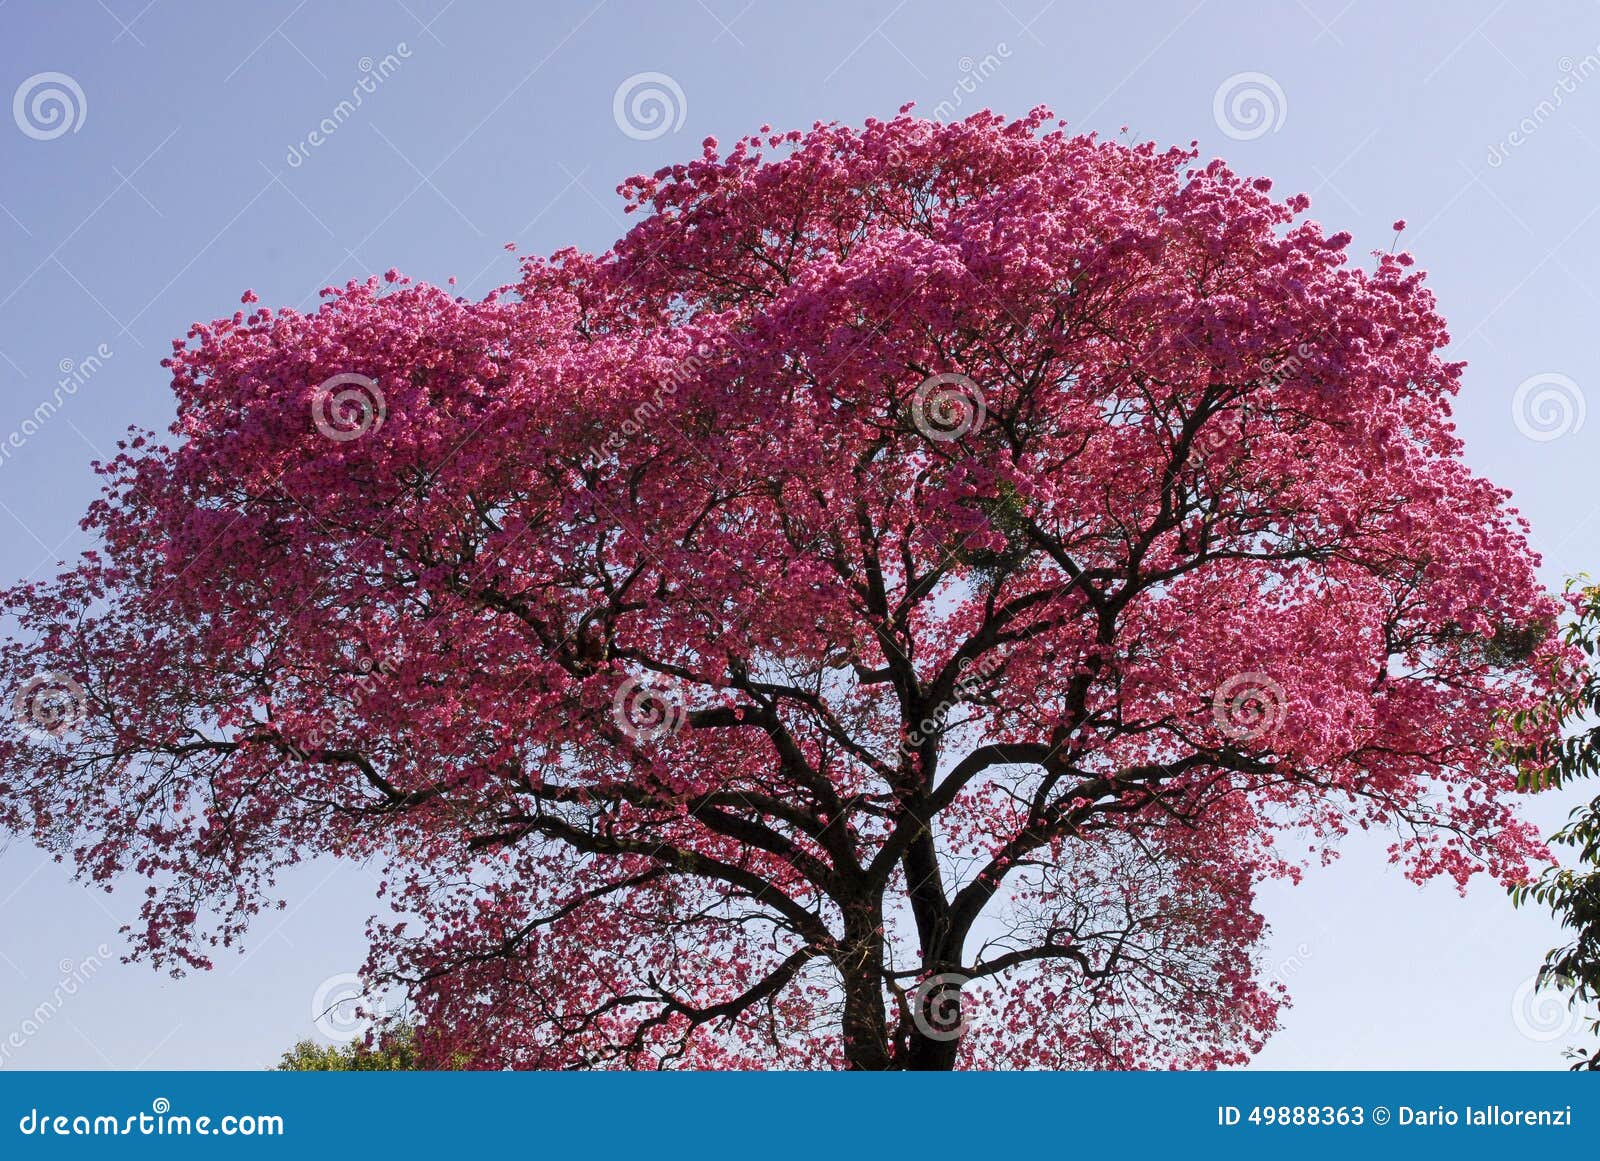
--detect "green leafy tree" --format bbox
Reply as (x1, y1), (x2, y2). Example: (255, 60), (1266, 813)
(1508, 581), (1600, 1069)
(276, 1022), (423, 1071)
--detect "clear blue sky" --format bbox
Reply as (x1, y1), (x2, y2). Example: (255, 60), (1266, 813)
(1, 0), (1598, 1069)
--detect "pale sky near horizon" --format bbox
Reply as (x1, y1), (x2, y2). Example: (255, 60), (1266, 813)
(2, 0), (1600, 1069)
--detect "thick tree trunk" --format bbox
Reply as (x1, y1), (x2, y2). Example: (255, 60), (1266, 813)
(839, 906), (893, 1070)
(836, 938), (969, 1068)
(902, 1030), (962, 1070)
(840, 979), (893, 1069)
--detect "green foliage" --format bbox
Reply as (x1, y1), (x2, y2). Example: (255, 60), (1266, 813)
(1507, 579), (1600, 1069)
(949, 478), (1033, 577)
(276, 1021), (423, 1071)
(1440, 615), (1554, 676)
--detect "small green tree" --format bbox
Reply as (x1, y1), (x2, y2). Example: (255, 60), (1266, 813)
(1508, 581), (1600, 1070)
(276, 1021), (423, 1071)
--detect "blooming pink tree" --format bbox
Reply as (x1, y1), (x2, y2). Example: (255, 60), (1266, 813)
(0, 109), (1566, 1069)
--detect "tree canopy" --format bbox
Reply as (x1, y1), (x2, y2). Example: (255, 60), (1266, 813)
(0, 108), (1567, 1069)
